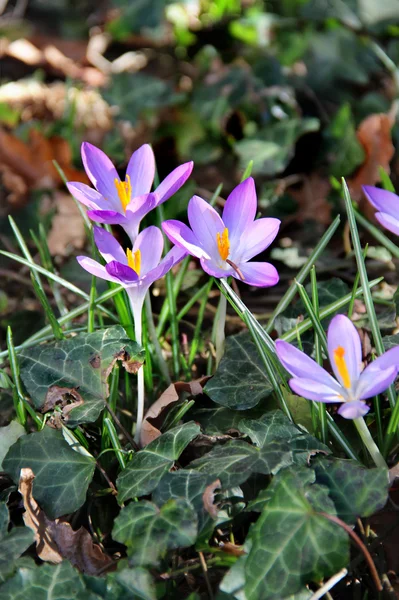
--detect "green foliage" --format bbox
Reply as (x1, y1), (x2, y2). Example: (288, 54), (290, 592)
(204, 332), (273, 409)
(3, 427), (95, 518)
(18, 326), (144, 425)
(0, 421), (25, 470)
(116, 422), (200, 502)
(313, 457), (389, 524)
(113, 499), (198, 566)
(0, 504), (34, 583)
(244, 469), (348, 600)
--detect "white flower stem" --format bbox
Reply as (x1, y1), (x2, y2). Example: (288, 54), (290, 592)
(353, 417), (387, 469)
(128, 295), (145, 444)
(214, 283), (227, 368)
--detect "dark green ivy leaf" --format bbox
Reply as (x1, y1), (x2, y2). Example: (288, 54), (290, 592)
(0, 504), (34, 583)
(116, 422), (200, 502)
(313, 457), (389, 524)
(204, 332), (273, 410)
(244, 468), (348, 600)
(19, 326), (144, 425)
(3, 428), (95, 519)
(112, 499), (197, 566)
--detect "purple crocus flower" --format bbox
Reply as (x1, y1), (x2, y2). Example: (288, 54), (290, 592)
(162, 178), (280, 287)
(68, 143), (193, 241)
(363, 185), (399, 236)
(275, 314), (399, 419)
(77, 226), (185, 343)
(77, 226), (186, 441)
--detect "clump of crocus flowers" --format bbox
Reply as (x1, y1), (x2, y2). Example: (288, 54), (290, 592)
(74, 143), (280, 440)
(73, 141), (399, 453)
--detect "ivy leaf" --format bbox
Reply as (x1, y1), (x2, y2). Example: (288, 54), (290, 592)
(116, 422), (200, 502)
(239, 409), (329, 464)
(0, 561), (93, 600)
(19, 326), (144, 425)
(188, 439), (292, 488)
(383, 334), (399, 350)
(3, 427), (95, 519)
(112, 499), (198, 566)
(244, 469), (348, 600)
(152, 470), (216, 537)
(0, 421), (25, 470)
(114, 567), (156, 600)
(0, 504), (34, 583)
(204, 332), (273, 410)
(313, 457), (389, 524)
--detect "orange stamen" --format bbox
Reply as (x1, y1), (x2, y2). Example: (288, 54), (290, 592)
(333, 346), (351, 389)
(114, 175), (132, 212)
(216, 228), (230, 261)
(126, 248), (141, 275)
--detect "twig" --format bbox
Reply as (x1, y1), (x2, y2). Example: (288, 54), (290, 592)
(319, 512), (382, 593)
(198, 551), (214, 600)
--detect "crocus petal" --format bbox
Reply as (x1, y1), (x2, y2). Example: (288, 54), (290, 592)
(126, 144), (155, 197)
(275, 340), (342, 391)
(364, 345), (399, 371)
(105, 261), (139, 284)
(142, 246), (186, 289)
(76, 256), (120, 283)
(93, 227), (127, 265)
(188, 195), (225, 261)
(155, 162), (194, 204)
(200, 257), (232, 278)
(126, 193), (158, 219)
(222, 178), (257, 243)
(67, 182), (106, 210)
(81, 142), (119, 206)
(162, 220), (209, 259)
(356, 365), (397, 400)
(362, 186), (399, 217)
(235, 218), (281, 263)
(133, 226), (164, 275)
(289, 378), (344, 403)
(337, 401), (370, 419)
(375, 212), (399, 236)
(327, 314), (362, 390)
(87, 210), (128, 225)
(236, 262), (279, 287)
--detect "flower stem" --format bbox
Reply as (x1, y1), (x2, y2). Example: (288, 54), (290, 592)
(214, 284), (227, 368)
(353, 417), (387, 469)
(129, 296), (145, 444)
(144, 292), (171, 384)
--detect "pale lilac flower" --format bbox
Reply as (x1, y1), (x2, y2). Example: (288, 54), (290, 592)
(162, 178), (280, 287)
(68, 143), (193, 241)
(77, 226), (185, 341)
(275, 314), (399, 419)
(363, 185), (399, 236)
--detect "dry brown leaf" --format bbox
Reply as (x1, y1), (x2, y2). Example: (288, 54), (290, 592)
(287, 173), (332, 226)
(19, 468), (63, 563)
(41, 385), (84, 416)
(202, 479), (221, 519)
(46, 192), (86, 256)
(19, 468), (114, 575)
(0, 127), (88, 206)
(139, 377), (209, 447)
(348, 112), (395, 206)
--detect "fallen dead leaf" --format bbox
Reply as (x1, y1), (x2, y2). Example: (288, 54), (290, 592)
(348, 110), (395, 207)
(139, 377), (210, 447)
(19, 468), (115, 575)
(0, 127), (88, 207)
(287, 173), (332, 226)
(46, 192), (86, 256)
(41, 385), (84, 425)
(202, 479), (221, 519)
(218, 541), (246, 557)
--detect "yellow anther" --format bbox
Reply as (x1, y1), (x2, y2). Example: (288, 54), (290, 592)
(216, 227), (230, 261)
(126, 248), (141, 276)
(114, 175), (132, 212)
(333, 346), (351, 389)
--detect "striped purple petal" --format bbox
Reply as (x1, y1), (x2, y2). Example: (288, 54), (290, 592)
(155, 162), (193, 204)
(327, 315), (362, 391)
(87, 210), (128, 225)
(81, 142), (119, 205)
(105, 261), (139, 283)
(289, 377), (344, 403)
(93, 227), (127, 265)
(337, 401), (370, 419)
(126, 144), (155, 197)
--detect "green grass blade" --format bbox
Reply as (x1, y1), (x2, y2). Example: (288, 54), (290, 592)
(295, 280), (328, 354)
(354, 210), (399, 259)
(6, 327), (26, 425)
(30, 273), (65, 340)
(310, 266), (328, 444)
(189, 278), (213, 366)
(266, 215), (341, 333)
